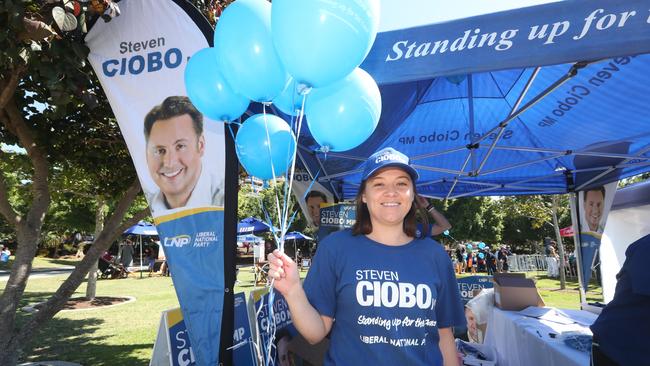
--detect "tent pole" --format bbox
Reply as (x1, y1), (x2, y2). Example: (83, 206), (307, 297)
(475, 67), (541, 176)
(552, 195), (567, 290)
(575, 144), (650, 191)
(446, 153), (472, 200)
(467, 74), (476, 172)
(569, 193), (586, 305)
(479, 153), (566, 176)
(312, 151), (342, 202)
(140, 235), (143, 279)
(296, 149), (317, 181)
(413, 146), (467, 160)
(319, 168), (365, 180)
(401, 164), (466, 176)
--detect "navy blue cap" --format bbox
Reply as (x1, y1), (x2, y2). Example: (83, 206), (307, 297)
(362, 147), (419, 182)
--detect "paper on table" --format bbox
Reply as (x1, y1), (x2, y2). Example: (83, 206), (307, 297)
(518, 306), (575, 325)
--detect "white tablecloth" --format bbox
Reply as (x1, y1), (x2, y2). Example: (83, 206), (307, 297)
(484, 307), (597, 366)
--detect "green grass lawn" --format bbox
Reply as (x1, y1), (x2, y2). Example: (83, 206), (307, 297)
(0, 256), (81, 271)
(11, 266), (597, 365)
(14, 265), (301, 365)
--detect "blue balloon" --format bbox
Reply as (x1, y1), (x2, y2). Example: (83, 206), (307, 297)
(272, 78), (307, 116)
(305, 68), (381, 152)
(236, 114), (296, 180)
(184, 48), (249, 122)
(466, 244), (473, 250)
(478, 252), (485, 259)
(214, 0), (289, 102)
(478, 242), (486, 249)
(443, 230), (450, 236)
(272, 0), (380, 88)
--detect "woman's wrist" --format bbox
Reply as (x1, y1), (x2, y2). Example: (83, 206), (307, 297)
(426, 203), (437, 212)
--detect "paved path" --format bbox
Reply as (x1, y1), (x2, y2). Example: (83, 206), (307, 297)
(0, 266), (74, 281)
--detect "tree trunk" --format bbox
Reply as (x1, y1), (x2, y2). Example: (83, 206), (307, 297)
(86, 196), (108, 300)
(0, 92), (51, 366)
(0, 180), (147, 366)
(552, 195), (567, 290)
(0, 224), (42, 365)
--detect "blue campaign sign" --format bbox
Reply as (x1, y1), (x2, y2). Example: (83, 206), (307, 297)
(251, 288), (296, 366)
(317, 203), (356, 241)
(233, 292), (256, 366)
(579, 232), (602, 290)
(166, 308), (196, 366)
(457, 276), (494, 304)
(162, 299), (256, 366)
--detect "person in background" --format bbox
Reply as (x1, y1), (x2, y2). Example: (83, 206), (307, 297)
(498, 246), (510, 273)
(590, 233), (650, 365)
(0, 245), (11, 263)
(145, 247), (156, 276)
(414, 195), (452, 236)
(120, 237), (134, 272)
(485, 246), (496, 275)
(455, 245), (464, 274)
(546, 241), (560, 278)
(268, 147), (465, 366)
(467, 251), (476, 274)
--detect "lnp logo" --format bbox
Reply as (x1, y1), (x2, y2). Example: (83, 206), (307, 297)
(163, 235), (191, 248)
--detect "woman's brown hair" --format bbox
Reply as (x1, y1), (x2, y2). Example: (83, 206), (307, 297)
(351, 170), (430, 238)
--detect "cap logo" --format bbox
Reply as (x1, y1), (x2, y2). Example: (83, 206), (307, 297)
(375, 152), (408, 165)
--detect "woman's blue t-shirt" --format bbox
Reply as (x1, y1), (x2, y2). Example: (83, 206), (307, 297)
(303, 229), (466, 366)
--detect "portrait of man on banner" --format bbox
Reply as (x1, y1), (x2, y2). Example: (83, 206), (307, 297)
(577, 182), (616, 290)
(143, 96), (224, 215)
(580, 185), (606, 234)
(290, 169), (335, 228)
(305, 190), (328, 228)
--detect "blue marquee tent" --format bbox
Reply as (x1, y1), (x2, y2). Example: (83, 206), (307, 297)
(237, 217), (279, 235)
(123, 221), (158, 236)
(283, 232), (313, 241)
(277, 0), (650, 201)
(241, 0), (650, 300)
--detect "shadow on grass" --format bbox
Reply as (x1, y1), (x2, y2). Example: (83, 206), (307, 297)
(43, 258), (81, 267)
(19, 316), (150, 365)
(17, 291), (55, 309)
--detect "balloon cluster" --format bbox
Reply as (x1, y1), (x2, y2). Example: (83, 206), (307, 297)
(184, 0), (381, 179)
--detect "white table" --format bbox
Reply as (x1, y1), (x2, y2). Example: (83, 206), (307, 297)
(484, 307), (597, 366)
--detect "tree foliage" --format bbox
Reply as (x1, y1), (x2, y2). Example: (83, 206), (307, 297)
(435, 194), (572, 254)
(238, 180), (308, 237)
(0, 2), (150, 364)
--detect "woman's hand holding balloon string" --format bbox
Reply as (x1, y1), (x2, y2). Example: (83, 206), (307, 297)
(268, 249), (333, 344)
(268, 249), (301, 298)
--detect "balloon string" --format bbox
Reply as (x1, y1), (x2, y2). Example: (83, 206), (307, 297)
(279, 91), (307, 250)
(280, 83), (296, 247)
(261, 90), (309, 366)
(301, 168), (322, 202)
(261, 109), (284, 250)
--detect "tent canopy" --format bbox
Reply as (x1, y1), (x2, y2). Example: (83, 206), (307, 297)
(283, 232), (313, 241)
(123, 221), (158, 236)
(237, 217), (279, 235)
(237, 234), (263, 243)
(283, 0), (650, 200)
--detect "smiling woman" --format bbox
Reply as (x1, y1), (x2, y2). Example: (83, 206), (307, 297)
(268, 147), (466, 366)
